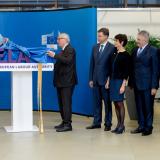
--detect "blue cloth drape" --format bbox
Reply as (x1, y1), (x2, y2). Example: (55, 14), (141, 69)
(0, 40), (54, 63)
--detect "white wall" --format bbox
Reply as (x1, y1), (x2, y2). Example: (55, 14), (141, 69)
(97, 8), (160, 39)
(97, 8), (160, 98)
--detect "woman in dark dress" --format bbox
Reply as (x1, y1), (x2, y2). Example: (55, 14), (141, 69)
(106, 34), (130, 134)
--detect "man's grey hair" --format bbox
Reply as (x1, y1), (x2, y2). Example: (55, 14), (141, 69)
(138, 30), (150, 42)
(58, 33), (70, 43)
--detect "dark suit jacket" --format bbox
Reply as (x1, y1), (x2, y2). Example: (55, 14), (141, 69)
(89, 42), (115, 86)
(53, 44), (78, 88)
(157, 48), (160, 79)
(128, 44), (159, 90)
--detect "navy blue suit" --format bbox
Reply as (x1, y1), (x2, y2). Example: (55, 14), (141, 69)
(157, 49), (160, 79)
(89, 42), (115, 126)
(129, 44), (159, 131)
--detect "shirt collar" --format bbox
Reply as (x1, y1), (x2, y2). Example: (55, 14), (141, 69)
(100, 40), (108, 47)
(62, 43), (69, 51)
(140, 44), (148, 50)
(137, 44), (148, 54)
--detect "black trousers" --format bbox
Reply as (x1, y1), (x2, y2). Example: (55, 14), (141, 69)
(56, 86), (75, 125)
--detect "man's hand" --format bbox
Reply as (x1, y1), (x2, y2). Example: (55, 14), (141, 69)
(105, 80), (109, 89)
(151, 88), (157, 96)
(89, 81), (94, 88)
(47, 51), (55, 58)
(120, 85), (125, 94)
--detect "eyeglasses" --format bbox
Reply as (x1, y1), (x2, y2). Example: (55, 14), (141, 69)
(57, 37), (65, 40)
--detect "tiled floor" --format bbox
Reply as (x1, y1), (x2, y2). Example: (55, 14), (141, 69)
(0, 101), (160, 160)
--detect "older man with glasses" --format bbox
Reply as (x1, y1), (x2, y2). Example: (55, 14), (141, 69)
(47, 33), (78, 132)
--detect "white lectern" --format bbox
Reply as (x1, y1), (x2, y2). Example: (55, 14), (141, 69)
(0, 63), (53, 132)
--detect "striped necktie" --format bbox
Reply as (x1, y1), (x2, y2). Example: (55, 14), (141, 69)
(98, 44), (104, 58)
(137, 47), (143, 56)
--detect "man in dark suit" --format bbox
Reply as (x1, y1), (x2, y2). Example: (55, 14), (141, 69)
(157, 48), (160, 79)
(86, 28), (115, 131)
(47, 33), (78, 132)
(129, 30), (159, 136)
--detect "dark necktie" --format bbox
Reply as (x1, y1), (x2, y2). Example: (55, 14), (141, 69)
(137, 47), (143, 56)
(98, 44), (104, 58)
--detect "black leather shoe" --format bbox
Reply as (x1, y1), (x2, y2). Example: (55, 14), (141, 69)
(111, 127), (119, 133)
(56, 125), (72, 132)
(115, 126), (125, 134)
(142, 130), (152, 136)
(54, 122), (64, 129)
(86, 125), (101, 129)
(104, 126), (111, 131)
(130, 127), (144, 134)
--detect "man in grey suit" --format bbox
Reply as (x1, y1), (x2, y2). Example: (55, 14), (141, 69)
(86, 28), (115, 131)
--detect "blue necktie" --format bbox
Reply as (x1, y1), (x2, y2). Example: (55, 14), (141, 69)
(98, 44), (104, 58)
(137, 47), (143, 56)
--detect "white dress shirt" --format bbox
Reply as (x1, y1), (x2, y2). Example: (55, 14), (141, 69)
(137, 44), (148, 54)
(62, 43), (69, 51)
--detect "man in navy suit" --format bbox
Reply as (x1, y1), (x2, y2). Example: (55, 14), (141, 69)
(86, 28), (115, 131)
(157, 48), (160, 79)
(129, 30), (159, 136)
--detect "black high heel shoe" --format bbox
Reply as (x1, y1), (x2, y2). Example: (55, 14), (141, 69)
(115, 126), (125, 134)
(111, 127), (119, 133)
